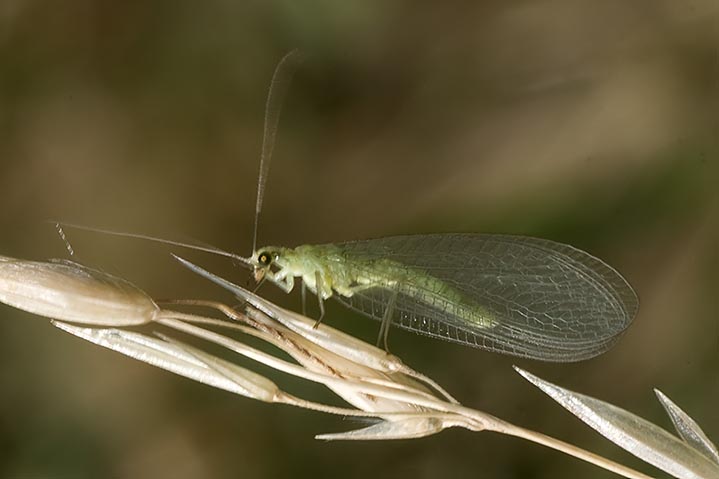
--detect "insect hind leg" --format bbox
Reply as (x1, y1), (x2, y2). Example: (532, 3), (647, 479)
(336, 281), (397, 351)
(377, 287), (399, 351)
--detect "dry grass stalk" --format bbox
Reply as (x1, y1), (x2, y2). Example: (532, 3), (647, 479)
(1, 254), (716, 479)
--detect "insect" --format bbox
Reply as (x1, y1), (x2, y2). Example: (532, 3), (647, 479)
(64, 51), (638, 362)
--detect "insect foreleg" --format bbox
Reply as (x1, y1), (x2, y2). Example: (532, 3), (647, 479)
(268, 269), (295, 293)
(252, 275), (267, 293)
(282, 274), (295, 293)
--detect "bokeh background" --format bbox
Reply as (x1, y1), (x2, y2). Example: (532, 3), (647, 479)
(1, 1), (717, 478)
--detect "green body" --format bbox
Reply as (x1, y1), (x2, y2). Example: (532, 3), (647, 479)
(256, 244), (494, 328)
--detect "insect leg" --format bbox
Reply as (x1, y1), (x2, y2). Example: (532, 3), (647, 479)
(266, 271), (294, 293)
(280, 274), (295, 293)
(336, 282), (379, 297)
(312, 271), (325, 329)
(252, 276), (267, 293)
(377, 287), (399, 351)
(301, 279), (307, 316)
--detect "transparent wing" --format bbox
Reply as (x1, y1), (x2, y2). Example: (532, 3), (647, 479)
(331, 234), (638, 362)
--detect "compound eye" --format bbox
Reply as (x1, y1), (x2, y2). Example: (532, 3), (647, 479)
(258, 252), (273, 266)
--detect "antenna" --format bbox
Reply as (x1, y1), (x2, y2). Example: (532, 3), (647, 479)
(55, 222), (253, 268)
(252, 49), (305, 253)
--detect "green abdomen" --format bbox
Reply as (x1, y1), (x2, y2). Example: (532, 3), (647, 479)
(340, 257), (495, 329)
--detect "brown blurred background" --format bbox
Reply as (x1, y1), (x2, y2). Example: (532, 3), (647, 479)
(0, 1), (717, 478)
